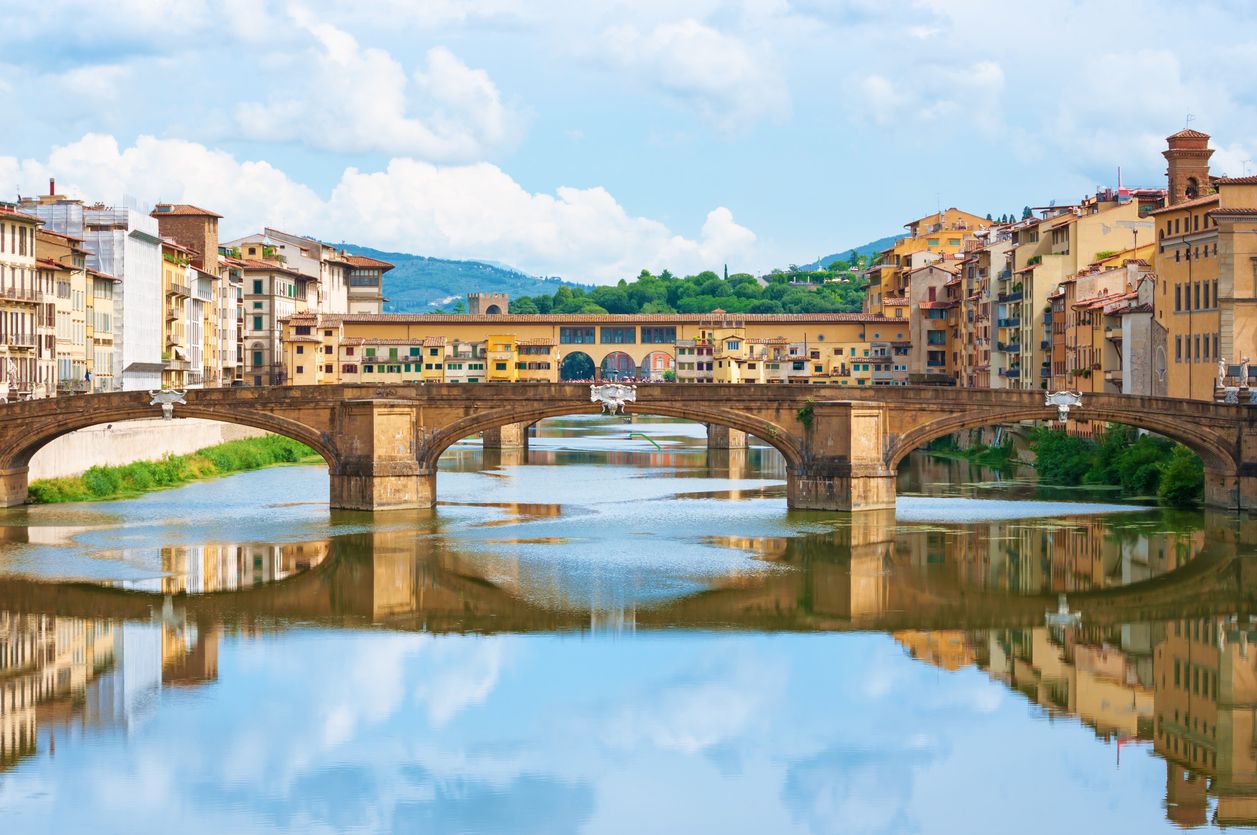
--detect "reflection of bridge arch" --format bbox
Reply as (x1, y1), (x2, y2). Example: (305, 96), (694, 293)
(3, 516), (1254, 633)
(600, 351), (635, 380)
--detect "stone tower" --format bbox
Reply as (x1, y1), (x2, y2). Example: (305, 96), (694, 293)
(467, 292), (509, 314)
(1163, 128), (1213, 206)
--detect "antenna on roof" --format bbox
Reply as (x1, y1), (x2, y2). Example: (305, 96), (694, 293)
(1186, 113), (1195, 129)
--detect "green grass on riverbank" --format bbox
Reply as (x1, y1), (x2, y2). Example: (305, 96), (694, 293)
(27, 436), (320, 504)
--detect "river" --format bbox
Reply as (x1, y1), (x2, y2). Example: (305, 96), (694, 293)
(0, 415), (1252, 833)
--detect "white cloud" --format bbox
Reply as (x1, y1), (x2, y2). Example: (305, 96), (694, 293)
(234, 7), (519, 159)
(857, 61), (1004, 134)
(602, 18), (788, 132)
(1, 134), (756, 282)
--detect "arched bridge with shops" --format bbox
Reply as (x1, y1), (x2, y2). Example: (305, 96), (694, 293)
(0, 384), (1252, 512)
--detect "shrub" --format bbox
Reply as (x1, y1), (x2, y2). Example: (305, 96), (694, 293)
(1159, 446), (1204, 507)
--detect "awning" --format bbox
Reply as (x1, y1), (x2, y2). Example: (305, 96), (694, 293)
(173, 346), (188, 360)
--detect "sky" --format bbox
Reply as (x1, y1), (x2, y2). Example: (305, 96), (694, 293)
(3, 0), (1257, 283)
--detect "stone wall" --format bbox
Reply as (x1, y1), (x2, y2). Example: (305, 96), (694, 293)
(28, 418), (267, 480)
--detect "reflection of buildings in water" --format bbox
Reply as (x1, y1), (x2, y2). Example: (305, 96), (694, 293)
(0, 607), (225, 771)
(894, 517), (1207, 597)
(160, 540), (330, 594)
(1154, 618), (1257, 828)
(0, 613), (118, 770)
(894, 630), (976, 671)
(898, 615), (1257, 828)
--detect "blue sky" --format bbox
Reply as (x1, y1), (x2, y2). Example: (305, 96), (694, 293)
(3, 0), (1257, 282)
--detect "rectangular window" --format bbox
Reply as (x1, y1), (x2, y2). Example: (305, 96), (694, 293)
(429, 347), (440, 356)
(365, 348), (376, 357)
(926, 331), (946, 345)
(295, 325), (311, 335)
(252, 279), (263, 294)
(1194, 283), (1201, 310)
(640, 326), (677, 344)
(1175, 336), (1181, 361)
(559, 327), (595, 344)
(600, 326), (636, 344)
(295, 366), (303, 374)
(252, 315), (263, 330)
(389, 348), (399, 360)
(1175, 285), (1181, 311)
(252, 350), (263, 367)
(296, 345), (304, 354)
(324, 364), (333, 373)
(363, 365), (373, 372)
(495, 362), (507, 370)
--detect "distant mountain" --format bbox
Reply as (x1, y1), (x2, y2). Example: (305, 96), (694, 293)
(336, 244), (585, 313)
(799, 235), (900, 271)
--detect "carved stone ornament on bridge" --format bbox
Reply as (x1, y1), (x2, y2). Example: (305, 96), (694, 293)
(590, 383), (636, 415)
(1044, 390), (1082, 424)
(148, 389), (187, 420)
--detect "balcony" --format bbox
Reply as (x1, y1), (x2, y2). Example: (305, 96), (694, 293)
(166, 307), (181, 320)
(995, 342), (1022, 354)
(1001, 367), (1021, 379)
(1104, 369), (1122, 383)
(997, 317), (1021, 329)
(163, 359), (190, 371)
(1105, 326), (1122, 341)
(1040, 340), (1052, 350)
(0, 286), (40, 304)
(168, 282), (191, 298)
(0, 332), (36, 348)
(996, 291), (1023, 304)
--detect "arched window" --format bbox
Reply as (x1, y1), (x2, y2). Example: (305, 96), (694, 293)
(1185, 177), (1200, 200)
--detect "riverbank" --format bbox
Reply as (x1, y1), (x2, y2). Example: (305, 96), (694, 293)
(27, 436), (320, 503)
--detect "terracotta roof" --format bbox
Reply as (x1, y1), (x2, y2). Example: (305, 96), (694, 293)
(882, 297), (909, 306)
(1209, 207), (1257, 216)
(241, 259), (306, 278)
(288, 335), (322, 343)
(918, 301), (955, 310)
(161, 237), (198, 255)
(422, 336), (447, 346)
(282, 312), (898, 325)
(87, 269), (118, 281)
(517, 337), (556, 346)
(0, 206), (43, 224)
(36, 258), (68, 271)
(35, 228), (84, 242)
(151, 203), (222, 218)
(1213, 176), (1257, 185)
(345, 255), (395, 270)
(1148, 193), (1220, 215)
(1168, 128), (1210, 140)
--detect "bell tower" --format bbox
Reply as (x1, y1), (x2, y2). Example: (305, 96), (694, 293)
(1163, 128), (1213, 206)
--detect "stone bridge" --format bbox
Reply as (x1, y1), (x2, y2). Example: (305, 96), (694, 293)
(0, 384), (1253, 511)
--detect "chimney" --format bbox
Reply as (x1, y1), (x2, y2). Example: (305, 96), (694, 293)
(49, 178), (55, 197)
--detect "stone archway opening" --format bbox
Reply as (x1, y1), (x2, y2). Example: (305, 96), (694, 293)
(600, 351), (635, 381)
(559, 351), (595, 381)
(639, 351), (675, 381)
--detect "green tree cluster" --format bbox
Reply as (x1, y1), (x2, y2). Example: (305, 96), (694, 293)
(1029, 424), (1204, 506)
(509, 262), (869, 316)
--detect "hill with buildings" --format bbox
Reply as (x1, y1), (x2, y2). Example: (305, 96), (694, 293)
(337, 244), (578, 313)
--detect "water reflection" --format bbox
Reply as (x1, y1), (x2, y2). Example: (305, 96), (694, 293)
(0, 415), (1255, 832)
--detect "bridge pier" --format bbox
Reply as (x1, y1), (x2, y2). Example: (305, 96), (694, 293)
(0, 466), (27, 507)
(329, 401), (432, 511)
(788, 401), (896, 512)
(706, 424), (748, 450)
(482, 421), (530, 450)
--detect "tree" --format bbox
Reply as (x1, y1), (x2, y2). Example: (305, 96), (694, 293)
(451, 298), (467, 314)
(509, 297), (539, 314)
(1158, 446), (1204, 506)
(1021, 206), (1033, 220)
(985, 213), (993, 221)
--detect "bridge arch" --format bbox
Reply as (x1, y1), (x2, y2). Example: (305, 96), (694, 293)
(0, 401), (340, 476)
(887, 405), (1238, 481)
(418, 400), (803, 473)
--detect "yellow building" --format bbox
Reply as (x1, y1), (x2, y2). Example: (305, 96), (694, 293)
(1149, 129), (1257, 401)
(280, 310), (897, 386)
(865, 207), (989, 315)
(38, 228), (118, 392)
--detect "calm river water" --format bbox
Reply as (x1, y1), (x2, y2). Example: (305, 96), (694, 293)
(0, 415), (1254, 834)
